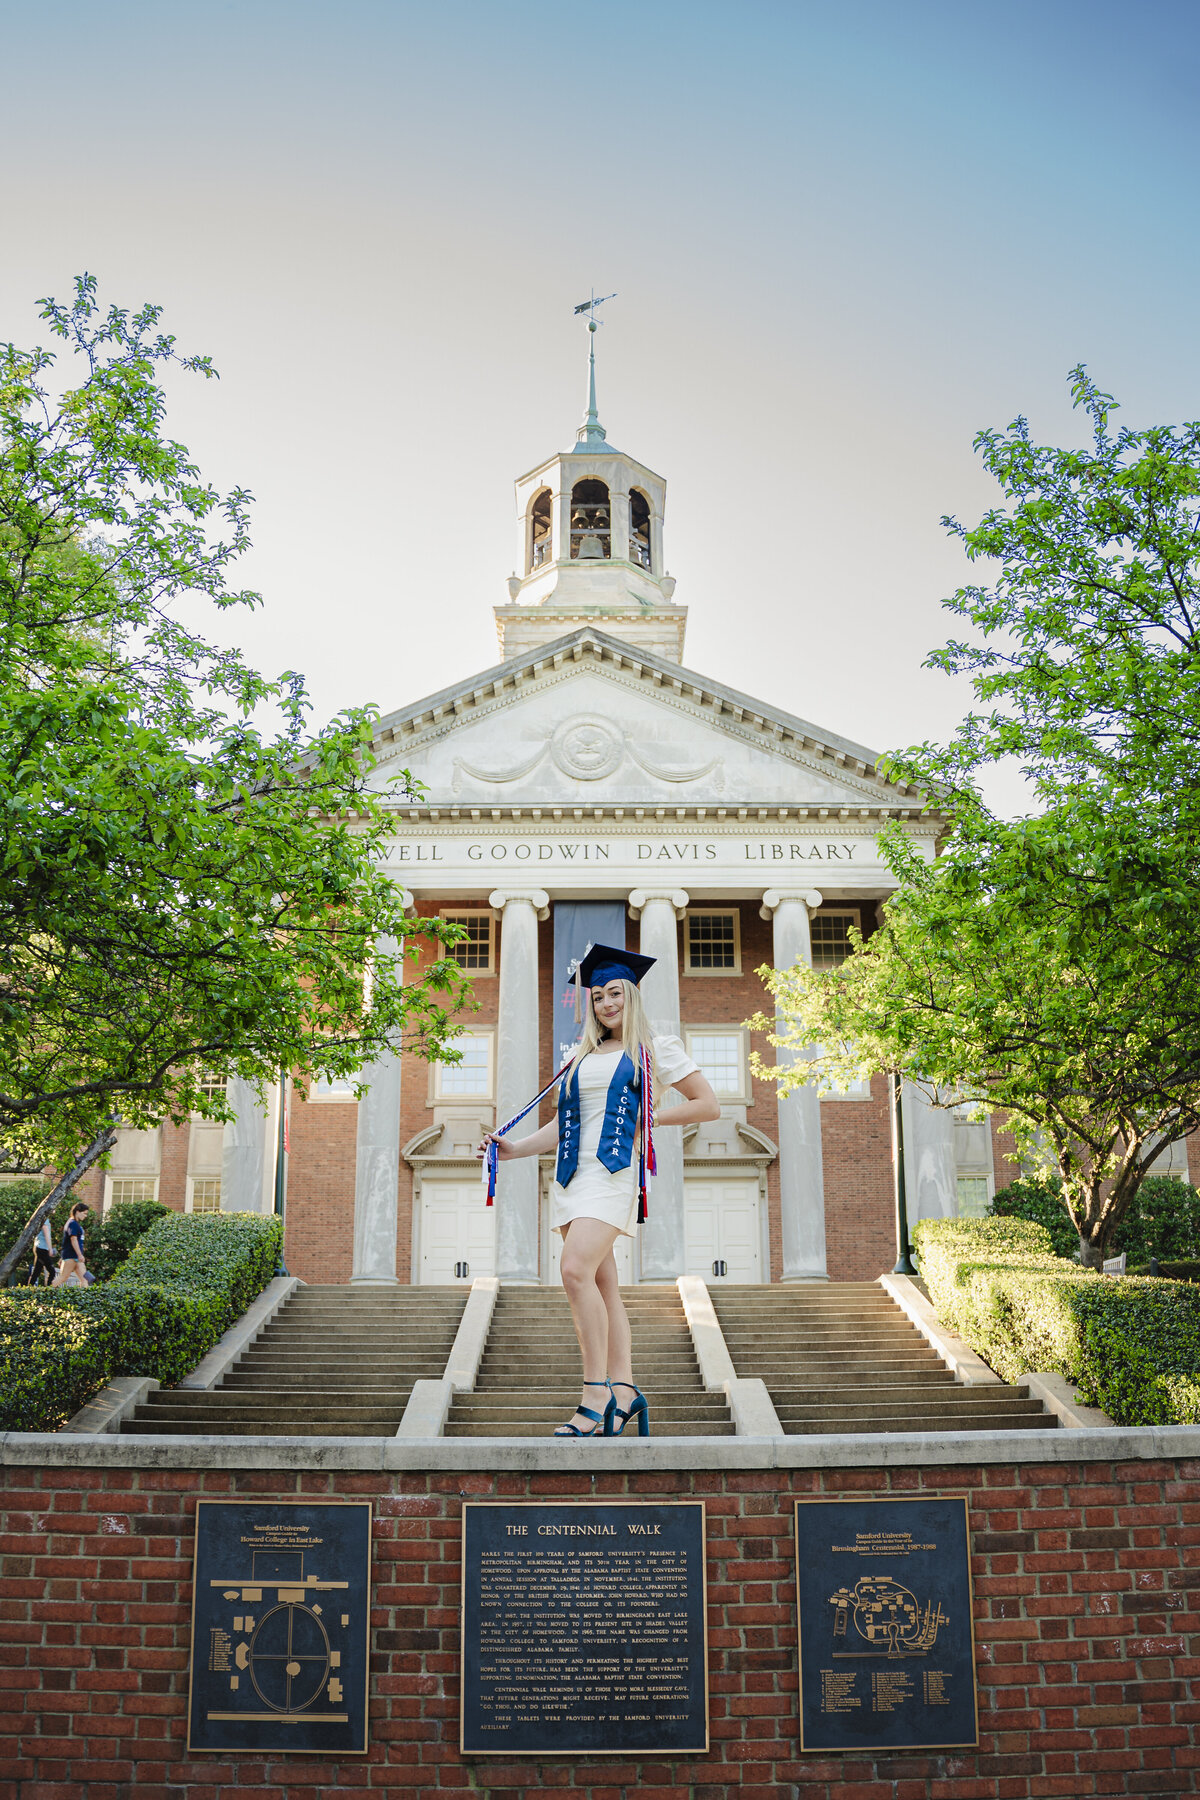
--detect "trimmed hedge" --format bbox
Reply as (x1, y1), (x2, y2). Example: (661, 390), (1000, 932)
(0, 1211), (282, 1433)
(913, 1215), (1200, 1427)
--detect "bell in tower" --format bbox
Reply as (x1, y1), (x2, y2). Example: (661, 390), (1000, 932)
(496, 295), (685, 662)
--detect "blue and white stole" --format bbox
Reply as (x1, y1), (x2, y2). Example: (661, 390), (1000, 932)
(482, 1045), (658, 1222)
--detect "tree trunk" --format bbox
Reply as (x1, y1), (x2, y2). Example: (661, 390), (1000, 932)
(0, 1124), (118, 1286)
(1078, 1236), (1105, 1270)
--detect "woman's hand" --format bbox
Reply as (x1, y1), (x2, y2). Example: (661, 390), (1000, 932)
(476, 1131), (518, 1162)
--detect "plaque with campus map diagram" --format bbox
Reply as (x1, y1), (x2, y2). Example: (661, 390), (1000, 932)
(187, 1500), (371, 1755)
(794, 1494), (978, 1753)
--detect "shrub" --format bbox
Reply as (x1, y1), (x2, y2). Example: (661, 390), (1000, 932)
(913, 1214), (1200, 1427)
(87, 1199), (169, 1283)
(1118, 1176), (1200, 1265)
(990, 1172), (1200, 1265)
(990, 1178), (1077, 1258)
(0, 1210), (282, 1432)
(0, 1179), (67, 1286)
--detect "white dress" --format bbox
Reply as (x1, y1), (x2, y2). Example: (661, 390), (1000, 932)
(549, 1035), (700, 1239)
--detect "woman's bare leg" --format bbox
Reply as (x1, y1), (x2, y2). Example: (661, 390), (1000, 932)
(558, 1218), (621, 1433)
(594, 1251), (633, 1388)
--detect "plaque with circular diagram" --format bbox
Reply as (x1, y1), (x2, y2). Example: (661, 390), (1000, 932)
(794, 1494), (978, 1753)
(187, 1499), (371, 1755)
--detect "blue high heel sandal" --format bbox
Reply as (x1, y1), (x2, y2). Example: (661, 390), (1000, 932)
(608, 1381), (649, 1437)
(554, 1380), (613, 1438)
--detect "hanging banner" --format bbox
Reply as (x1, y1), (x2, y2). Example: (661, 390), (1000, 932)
(552, 901), (626, 1067)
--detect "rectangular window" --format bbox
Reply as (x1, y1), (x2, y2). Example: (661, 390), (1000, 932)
(196, 1071), (227, 1102)
(188, 1177), (222, 1214)
(684, 1030), (747, 1100)
(308, 1074), (357, 1101)
(443, 910), (495, 974)
(434, 1032), (494, 1099)
(956, 1175), (991, 1218)
(108, 1176), (158, 1208)
(684, 909), (741, 974)
(809, 912), (859, 969)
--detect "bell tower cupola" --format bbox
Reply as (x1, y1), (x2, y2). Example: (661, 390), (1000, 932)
(494, 295), (687, 662)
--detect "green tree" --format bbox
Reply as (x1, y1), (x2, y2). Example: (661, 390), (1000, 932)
(753, 812), (1200, 1267)
(0, 276), (470, 1269)
(899, 365), (1200, 810)
(754, 368), (1200, 1268)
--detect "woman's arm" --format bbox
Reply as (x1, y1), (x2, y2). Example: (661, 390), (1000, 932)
(476, 1118), (560, 1162)
(653, 1069), (721, 1127)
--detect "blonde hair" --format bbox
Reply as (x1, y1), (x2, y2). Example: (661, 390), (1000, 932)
(566, 979), (658, 1088)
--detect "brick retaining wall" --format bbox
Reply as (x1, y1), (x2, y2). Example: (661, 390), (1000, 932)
(3, 1442), (1200, 1798)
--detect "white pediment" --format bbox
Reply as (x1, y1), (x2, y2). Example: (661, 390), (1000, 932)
(369, 630), (916, 815)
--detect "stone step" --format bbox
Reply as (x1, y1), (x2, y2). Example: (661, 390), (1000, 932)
(124, 1417), (403, 1437)
(782, 1412), (1054, 1436)
(135, 1404), (404, 1426)
(119, 1283), (468, 1440)
(774, 1395), (1047, 1422)
(443, 1420), (735, 1438)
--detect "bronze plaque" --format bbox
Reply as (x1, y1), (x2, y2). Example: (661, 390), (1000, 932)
(795, 1494), (979, 1753)
(187, 1499), (371, 1756)
(461, 1500), (708, 1756)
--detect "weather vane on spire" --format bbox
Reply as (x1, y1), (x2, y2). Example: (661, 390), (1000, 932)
(573, 290), (616, 448)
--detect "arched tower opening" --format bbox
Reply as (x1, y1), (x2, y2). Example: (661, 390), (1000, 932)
(528, 488), (552, 572)
(629, 487), (652, 569)
(570, 479), (610, 560)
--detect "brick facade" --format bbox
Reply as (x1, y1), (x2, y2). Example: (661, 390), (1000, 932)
(3, 1453), (1198, 1798)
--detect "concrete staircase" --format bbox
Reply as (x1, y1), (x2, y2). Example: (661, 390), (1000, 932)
(444, 1284), (734, 1437)
(711, 1282), (1054, 1435)
(122, 1285), (468, 1437)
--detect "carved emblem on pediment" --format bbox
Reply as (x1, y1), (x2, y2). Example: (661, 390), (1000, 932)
(451, 713), (724, 793)
(551, 716), (623, 779)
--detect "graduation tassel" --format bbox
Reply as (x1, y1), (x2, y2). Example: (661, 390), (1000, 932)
(636, 1043), (656, 1224)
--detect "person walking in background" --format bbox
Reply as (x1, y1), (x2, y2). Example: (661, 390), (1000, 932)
(27, 1214), (57, 1285)
(52, 1201), (90, 1287)
(478, 945), (720, 1438)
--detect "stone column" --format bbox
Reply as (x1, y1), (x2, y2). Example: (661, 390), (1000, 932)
(628, 888), (689, 1280)
(760, 889), (828, 1281)
(490, 887), (549, 1284)
(220, 1077), (271, 1213)
(901, 1081), (958, 1221)
(351, 911), (412, 1285)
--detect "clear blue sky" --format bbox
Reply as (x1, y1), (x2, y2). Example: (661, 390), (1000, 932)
(2, 0), (1198, 794)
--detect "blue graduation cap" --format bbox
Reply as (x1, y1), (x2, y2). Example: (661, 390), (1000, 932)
(577, 943), (656, 992)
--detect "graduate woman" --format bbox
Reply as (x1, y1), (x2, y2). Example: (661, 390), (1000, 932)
(478, 945), (720, 1439)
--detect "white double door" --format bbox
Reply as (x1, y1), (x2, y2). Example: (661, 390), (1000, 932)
(418, 1181), (496, 1285)
(419, 1177), (763, 1285)
(684, 1179), (762, 1283)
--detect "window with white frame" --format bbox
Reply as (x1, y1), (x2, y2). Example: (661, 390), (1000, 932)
(684, 909), (740, 974)
(196, 1071), (227, 1102)
(308, 1074), (357, 1101)
(443, 910), (495, 974)
(684, 1029), (748, 1101)
(956, 1175), (991, 1217)
(107, 1176), (159, 1208)
(809, 912), (859, 969)
(188, 1177), (222, 1214)
(434, 1031), (494, 1099)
